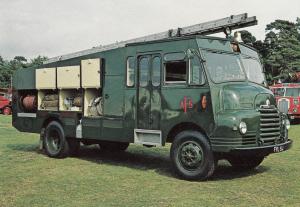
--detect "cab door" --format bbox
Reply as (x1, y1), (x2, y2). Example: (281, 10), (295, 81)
(137, 54), (161, 130)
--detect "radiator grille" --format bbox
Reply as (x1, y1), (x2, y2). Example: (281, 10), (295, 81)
(259, 107), (281, 145)
(242, 132), (257, 145)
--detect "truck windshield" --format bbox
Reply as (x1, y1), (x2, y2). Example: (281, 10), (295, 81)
(241, 57), (265, 85)
(204, 51), (246, 83)
(285, 88), (300, 97)
(273, 88), (285, 96)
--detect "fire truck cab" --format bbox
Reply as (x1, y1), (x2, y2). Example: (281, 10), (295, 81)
(270, 83), (300, 120)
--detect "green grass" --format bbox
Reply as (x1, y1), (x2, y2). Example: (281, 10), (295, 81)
(0, 116), (299, 207)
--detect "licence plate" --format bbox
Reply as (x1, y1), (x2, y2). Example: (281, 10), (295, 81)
(273, 145), (285, 153)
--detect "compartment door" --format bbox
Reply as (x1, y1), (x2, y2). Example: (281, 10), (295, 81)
(36, 68), (56, 89)
(57, 66), (80, 89)
(81, 58), (101, 88)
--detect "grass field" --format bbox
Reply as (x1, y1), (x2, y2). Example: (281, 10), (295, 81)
(0, 116), (299, 207)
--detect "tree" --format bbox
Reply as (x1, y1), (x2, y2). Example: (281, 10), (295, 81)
(0, 55), (48, 88)
(239, 18), (300, 83)
(263, 19), (300, 77)
(28, 56), (48, 68)
(239, 30), (257, 45)
(14, 56), (27, 62)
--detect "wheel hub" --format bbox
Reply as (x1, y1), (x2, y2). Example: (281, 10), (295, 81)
(179, 141), (203, 170)
(52, 137), (59, 150)
(47, 131), (61, 153)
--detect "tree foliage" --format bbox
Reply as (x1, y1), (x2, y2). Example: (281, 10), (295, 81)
(0, 55), (48, 88)
(264, 19), (300, 76)
(240, 18), (300, 83)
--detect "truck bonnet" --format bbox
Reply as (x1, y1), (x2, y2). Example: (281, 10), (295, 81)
(222, 83), (275, 110)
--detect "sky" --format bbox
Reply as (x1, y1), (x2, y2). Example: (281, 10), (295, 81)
(0, 0), (299, 60)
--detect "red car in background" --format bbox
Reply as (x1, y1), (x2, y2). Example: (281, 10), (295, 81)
(270, 83), (300, 120)
(0, 92), (12, 115)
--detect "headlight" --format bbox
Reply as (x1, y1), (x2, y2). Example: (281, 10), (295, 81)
(239, 122), (247, 134)
(285, 119), (290, 130)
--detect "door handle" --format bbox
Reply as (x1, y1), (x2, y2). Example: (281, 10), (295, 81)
(105, 94), (109, 99)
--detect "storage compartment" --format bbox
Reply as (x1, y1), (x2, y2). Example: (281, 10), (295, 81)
(84, 89), (103, 116)
(57, 66), (80, 89)
(38, 90), (58, 111)
(36, 68), (56, 89)
(81, 58), (101, 88)
(59, 89), (82, 111)
(18, 90), (37, 113)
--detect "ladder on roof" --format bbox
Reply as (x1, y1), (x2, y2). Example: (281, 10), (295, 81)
(44, 13), (257, 64)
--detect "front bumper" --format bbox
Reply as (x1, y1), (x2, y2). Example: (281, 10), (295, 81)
(288, 114), (300, 119)
(229, 139), (292, 156)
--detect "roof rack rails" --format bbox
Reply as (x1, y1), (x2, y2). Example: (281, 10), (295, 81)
(44, 13), (257, 64)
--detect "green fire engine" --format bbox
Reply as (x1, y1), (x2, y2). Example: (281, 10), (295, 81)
(12, 13), (292, 180)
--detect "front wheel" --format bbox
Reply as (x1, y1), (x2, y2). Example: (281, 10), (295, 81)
(3, 107), (11, 115)
(170, 131), (215, 181)
(227, 155), (264, 170)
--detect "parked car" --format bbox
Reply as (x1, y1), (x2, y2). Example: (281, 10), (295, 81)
(0, 92), (12, 115)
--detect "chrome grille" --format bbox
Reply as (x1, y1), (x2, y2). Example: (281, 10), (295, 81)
(242, 131), (257, 145)
(259, 106), (281, 145)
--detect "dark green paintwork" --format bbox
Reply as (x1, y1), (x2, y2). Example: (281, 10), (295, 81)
(12, 35), (290, 154)
(13, 67), (36, 90)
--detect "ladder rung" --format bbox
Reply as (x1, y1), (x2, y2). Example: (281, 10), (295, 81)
(44, 13), (257, 64)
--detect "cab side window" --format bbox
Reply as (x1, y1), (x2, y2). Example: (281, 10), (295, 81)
(164, 52), (187, 84)
(126, 57), (135, 87)
(139, 57), (150, 87)
(152, 56), (161, 86)
(189, 56), (205, 85)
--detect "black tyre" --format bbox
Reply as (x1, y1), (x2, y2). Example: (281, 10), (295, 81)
(170, 131), (215, 181)
(227, 155), (264, 170)
(43, 121), (70, 158)
(99, 141), (129, 151)
(3, 107), (11, 115)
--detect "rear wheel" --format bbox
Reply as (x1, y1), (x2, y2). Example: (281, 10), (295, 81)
(170, 131), (215, 181)
(227, 155), (264, 170)
(43, 121), (70, 158)
(99, 141), (129, 151)
(3, 107), (11, 115)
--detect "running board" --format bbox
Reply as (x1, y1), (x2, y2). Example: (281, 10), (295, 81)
(134, 129), (162, 146)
